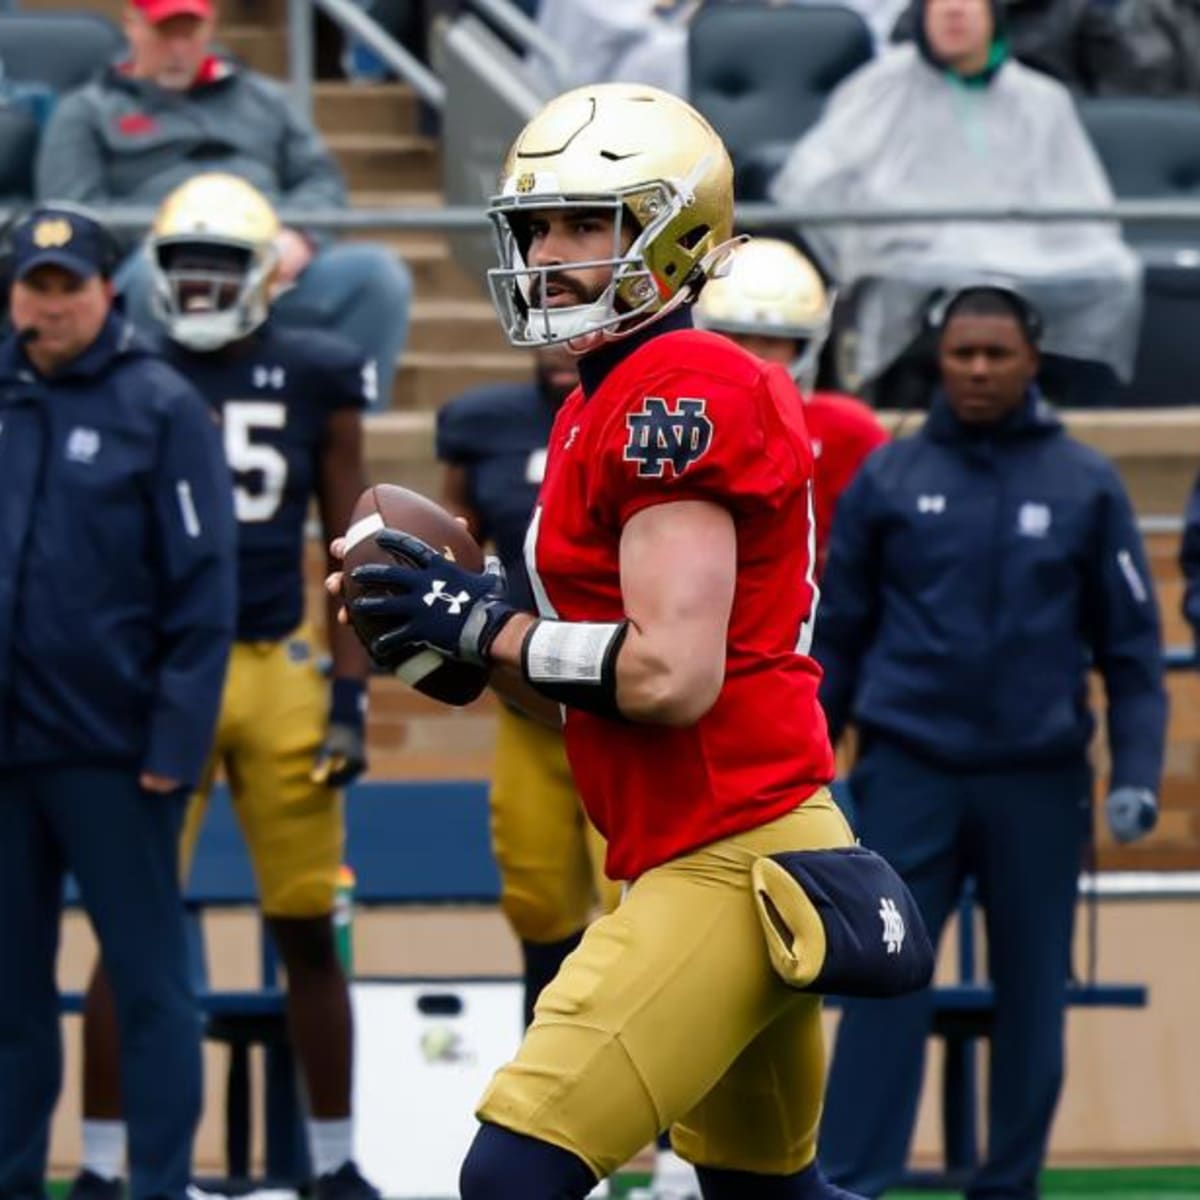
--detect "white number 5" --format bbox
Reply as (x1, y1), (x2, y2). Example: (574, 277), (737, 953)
(224, 401), (287, 523)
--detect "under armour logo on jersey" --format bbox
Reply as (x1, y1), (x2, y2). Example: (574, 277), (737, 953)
(423, 579), (471, 614)
(624, 396), (712, 479)
(562, 425), (580, 452)
(253, 365), (286, 390)
(879, 897), (906, 955)
(917, 494), (946, 514)
(66, 426), (101, 464)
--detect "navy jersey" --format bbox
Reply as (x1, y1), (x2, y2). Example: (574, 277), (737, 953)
(436, 381), (558, 613)
(163, 321), (370, 640)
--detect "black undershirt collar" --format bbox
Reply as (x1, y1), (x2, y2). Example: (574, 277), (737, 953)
(577, 307), (694, 399)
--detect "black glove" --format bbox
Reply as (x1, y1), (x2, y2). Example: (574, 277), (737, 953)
(311, 678), (368, 787)
(349, 530), (516, 668)
(1105, 786), (1157, 844)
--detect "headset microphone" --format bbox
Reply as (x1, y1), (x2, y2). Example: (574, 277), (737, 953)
(17, 327), (41, 345)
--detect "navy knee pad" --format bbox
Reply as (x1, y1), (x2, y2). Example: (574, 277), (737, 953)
(698, 1160), (867, 1199)
(460, 1122), (597, 1199)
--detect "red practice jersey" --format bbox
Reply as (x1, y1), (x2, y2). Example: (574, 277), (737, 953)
(805, 390), (888, 575)
(524, 328), (835, 881)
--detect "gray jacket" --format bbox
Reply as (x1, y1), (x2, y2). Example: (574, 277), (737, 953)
(35, 57), (347, 211)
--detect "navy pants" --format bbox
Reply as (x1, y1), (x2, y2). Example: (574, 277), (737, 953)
(0, 766), (200, 1200)
(820, 739), (1090, 1200)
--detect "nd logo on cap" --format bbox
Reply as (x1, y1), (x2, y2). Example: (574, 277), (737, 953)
(32, 218), (73, 249)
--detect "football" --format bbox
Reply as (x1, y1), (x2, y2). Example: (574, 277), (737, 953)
(341, 483), (490, 707)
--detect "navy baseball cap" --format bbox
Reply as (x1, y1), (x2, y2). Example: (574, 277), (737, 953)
(10, 207), (112, 282)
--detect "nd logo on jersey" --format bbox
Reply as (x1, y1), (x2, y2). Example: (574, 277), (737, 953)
(624, 396), (713, 478)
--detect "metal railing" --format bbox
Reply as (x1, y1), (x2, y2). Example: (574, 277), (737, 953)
(284, 0), (564, 121)
(464, 0), (571, 80)
(286, 0), (446, 120)
(10, 200), (1200, 238)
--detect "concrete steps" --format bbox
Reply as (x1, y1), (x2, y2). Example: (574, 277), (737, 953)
(394, 349), (530, 411)
(409, 297), (509, 354)
(316, 82), (421, 135)
(327, 132), (439, 192)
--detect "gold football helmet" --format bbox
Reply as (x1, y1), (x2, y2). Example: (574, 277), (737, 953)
(487, 82), (736, 348)
(147, 173), (281, 352)
(694, 238), (833, 393)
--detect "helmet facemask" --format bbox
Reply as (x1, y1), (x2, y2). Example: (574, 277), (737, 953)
(149, 239), (279, 352)
(487, 173), (722, 350)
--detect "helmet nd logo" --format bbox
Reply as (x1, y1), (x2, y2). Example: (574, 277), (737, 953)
(32, 218), (73, 248)
(515, 172), (537, 195)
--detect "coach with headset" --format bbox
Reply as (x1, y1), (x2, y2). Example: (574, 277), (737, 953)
(0, 204), (236, 1200)
(813, 284), (1167, 1200)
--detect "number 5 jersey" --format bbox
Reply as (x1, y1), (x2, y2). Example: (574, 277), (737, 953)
(160, 321), (372, 641)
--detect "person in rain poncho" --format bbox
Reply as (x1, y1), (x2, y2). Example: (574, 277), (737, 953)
(770, 0), (1142, 404)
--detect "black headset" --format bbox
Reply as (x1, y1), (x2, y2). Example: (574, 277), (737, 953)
(925, 283), (1045, 347)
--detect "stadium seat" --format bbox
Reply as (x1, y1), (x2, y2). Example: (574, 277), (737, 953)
(1077, 97), (1200, 405)
(0, 108), (39, 200)
(688, 1), (872, 199)
(0, 12), (125, 96)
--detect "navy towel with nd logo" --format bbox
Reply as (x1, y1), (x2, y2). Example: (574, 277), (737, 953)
(751, 844), (934, 998)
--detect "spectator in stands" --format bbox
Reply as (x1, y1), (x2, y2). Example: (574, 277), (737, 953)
(1103, 0), (1200, 96)
(770, 0), (1142, 409)
(891, 0), (1131, 92)
(34, 0), (411, 406)
(1181, 471), (1200, 644)
(814, 285), (1166, 1199)
(0, 204), (236, 1200)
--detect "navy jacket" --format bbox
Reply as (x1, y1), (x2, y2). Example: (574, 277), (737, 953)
(0, 313), (237, 786)
(1181, 471), (1200, 643)
(816, 390), (1167, 792)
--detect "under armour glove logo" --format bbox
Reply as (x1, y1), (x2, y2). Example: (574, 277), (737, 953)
(350, 530), (517, 667)
(424, 580), (472, 614)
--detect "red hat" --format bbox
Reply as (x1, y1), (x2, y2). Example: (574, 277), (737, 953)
(132, 0), (213, 23)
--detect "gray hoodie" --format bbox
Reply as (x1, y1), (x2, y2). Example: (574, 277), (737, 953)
(35, 56), (347, 212)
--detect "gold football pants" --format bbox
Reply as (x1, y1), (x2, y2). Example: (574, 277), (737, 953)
(489, 703), (621, 943)
(180, 627), (343, 917)
(477, 789), (855, 1179)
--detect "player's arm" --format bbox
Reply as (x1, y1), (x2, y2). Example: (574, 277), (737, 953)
(315, 406), (371, 785)
(1084, 469), (1167, 842)
(489, 499), (736, 727)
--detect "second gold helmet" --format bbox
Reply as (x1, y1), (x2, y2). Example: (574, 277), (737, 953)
(148, 173), (281, 352)
(694, 238), (833, 393)
(487, 82), (735, 348)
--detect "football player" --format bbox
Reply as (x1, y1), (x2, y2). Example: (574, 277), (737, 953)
(332, 85), (875, 1199)
(70, 174), (379, 1200)
(437, 346), (623, 1031)
(693, 238), (888, 575)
